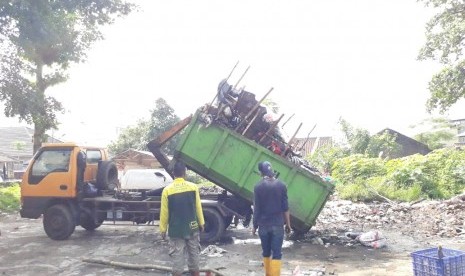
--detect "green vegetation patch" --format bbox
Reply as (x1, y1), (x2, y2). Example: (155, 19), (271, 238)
(331, 148), (465, 202)
(0, 183), (20, 212)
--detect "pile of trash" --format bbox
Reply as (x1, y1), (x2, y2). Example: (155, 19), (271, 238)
(314, 194), (465, 240)
(197, 79), (322, 177)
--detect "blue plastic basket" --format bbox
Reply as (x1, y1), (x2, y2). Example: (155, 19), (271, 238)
(411, 248), (465, 276)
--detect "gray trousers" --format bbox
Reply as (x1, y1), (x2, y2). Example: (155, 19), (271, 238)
(168, 232), (201, 273)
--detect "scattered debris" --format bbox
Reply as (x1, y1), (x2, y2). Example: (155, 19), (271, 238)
(314, 195), (465, 244)
(354, 230), (387, 249)
(201, 245), (228, 257)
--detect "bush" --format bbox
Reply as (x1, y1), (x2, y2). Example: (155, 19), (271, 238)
(331, 148), (465, 202)
(0, 183), (20, 212)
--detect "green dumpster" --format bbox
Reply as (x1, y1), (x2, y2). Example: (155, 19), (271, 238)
(173, 111), (334, 233)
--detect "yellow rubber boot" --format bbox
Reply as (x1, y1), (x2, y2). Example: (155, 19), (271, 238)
(270, 259), (281, 276)
(263, 257), (271, 276)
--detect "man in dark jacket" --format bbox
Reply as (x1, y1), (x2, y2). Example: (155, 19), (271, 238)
(160, 161), (205, 276)
(252, 161), (291, 276)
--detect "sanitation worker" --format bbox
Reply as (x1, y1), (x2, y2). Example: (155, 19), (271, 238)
(252, 161), (291, 276)
(160, 161), (205, 276)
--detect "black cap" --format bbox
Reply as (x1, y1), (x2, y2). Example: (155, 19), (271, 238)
(258, 161), (274, 177)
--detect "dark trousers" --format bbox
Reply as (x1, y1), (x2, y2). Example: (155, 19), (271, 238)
(258, 225), (284, 260)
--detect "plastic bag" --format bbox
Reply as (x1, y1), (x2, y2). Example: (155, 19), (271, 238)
(356, 230), (387, 249)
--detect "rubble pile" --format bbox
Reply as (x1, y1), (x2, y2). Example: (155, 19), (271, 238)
(314, 195), (465, 239)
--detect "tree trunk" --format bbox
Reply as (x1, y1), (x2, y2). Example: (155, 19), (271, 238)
(33, 62), (45, 154)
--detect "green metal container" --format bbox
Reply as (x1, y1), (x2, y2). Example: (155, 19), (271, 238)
(174, 112), (335, 232)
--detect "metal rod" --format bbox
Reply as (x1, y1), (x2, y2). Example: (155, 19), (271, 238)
(234, 65), (250, 89)
(235, 87), (274, 131)
(281, 122), (303, 157)
(298, 124), (317, 152)
(242, 109), (261, 136)
(287, 122), (303, 145)
(258, 114), (285, 143)
(281, 113), (295, 128)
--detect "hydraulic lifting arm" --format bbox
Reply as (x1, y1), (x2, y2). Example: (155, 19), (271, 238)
(147, 115), (193, 177)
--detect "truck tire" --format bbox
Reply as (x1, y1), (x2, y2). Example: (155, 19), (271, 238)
(201, 208), (225, 243)
(96, 161), (118, 190)
(80, 212), (103, 231)
(43, 204), (76, 240)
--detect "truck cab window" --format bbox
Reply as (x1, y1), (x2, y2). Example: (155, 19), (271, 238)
(86, 150), (102, 164)
(30, 149), (72, 181)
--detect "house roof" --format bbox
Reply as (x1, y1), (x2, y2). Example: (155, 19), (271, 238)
(377, 128), (431, 151)
(0, 126), (64, 160)
(0, 153), (16, 162)
(290, 137), (333, 156)
(0, 126), (34, 159)
(112, 149), (162, 168)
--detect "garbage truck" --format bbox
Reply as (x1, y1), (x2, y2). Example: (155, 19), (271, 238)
(19, 81), (334, 242)
(148, 96), (335, 236)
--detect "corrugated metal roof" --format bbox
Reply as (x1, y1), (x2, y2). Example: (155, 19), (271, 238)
(0, 126), (34, 159)
(0, 154), (16, 162)
(291, 137), (333, 157)
(0, 127), (64, 160)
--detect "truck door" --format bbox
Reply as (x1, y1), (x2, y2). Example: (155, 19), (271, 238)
(83, 149), (104, 183)
(21, 147), (76, 198)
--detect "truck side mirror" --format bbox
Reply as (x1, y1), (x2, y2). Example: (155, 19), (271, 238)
(77, 151), (87, 169)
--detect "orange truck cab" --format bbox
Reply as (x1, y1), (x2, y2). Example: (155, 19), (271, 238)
(20, 142), (243, 242)
(20, 143), (117, 240)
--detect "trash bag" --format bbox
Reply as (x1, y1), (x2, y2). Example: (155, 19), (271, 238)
(356, 230), (387, 249)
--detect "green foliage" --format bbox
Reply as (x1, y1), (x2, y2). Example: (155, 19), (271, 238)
(337, 118), (401, 159)
(332, 148), (465, 202)
(339, 118), (371, 155)
(332, 154), (386, 182)
(411, 117), (456, 149)
(307, 143), (349, 174)
(0, 183), (20, 212)
(365, 130), (401, 158)
(0, 0), (135, 152)
(147, 98), (181, 155)
(108, 119), (149, 155)
(418, 0), (465, 113)
(108, 98), (180, 155)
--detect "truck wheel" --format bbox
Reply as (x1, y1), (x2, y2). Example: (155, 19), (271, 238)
(201, 208), (225, 243)
(43, 204), (76, 240)
(80, 212), (102, 231)
(96, 161), (118, 190)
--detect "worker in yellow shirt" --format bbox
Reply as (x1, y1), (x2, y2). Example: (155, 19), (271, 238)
(160, 161), (205, 276)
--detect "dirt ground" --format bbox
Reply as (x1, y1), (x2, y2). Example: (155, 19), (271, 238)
(1, 198), (465, 276)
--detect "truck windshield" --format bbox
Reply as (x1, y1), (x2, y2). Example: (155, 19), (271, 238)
(31, 149), (72, 177)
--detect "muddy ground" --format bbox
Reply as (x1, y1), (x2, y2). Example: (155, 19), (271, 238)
(1, 197), (465, 276)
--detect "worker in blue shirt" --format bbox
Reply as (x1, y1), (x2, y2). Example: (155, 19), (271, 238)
(252, 161), (291, 276)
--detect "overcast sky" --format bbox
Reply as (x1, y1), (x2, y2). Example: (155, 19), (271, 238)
(1, 0), (464, 147)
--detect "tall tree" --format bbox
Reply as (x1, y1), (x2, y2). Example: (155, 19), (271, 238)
(107, 119), (149, 155)
(108, 98), (181, 155)
(338, 118), (400, 158)
(418, 0), (465, 113)
(0, 0), (135, 153)
(147, 98), (181, 155)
